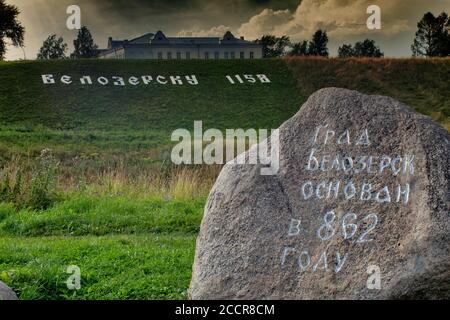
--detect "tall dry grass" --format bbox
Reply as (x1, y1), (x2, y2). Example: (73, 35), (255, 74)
(0, 150), (59, 209)
(89, 163), (221, 200)
(0, 148), (223, 210)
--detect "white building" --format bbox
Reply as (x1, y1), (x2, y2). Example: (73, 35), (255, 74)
(98, 31), (263, 60)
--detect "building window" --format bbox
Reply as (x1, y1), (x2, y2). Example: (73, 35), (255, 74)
(250, 52), (254, 59)
(158, 52), (163, 60)
(167, 52), (172, 59)
(224, 52), (229, 59)
(230, 52), (236, 59)
(240, 52), (245, 59)
(176, 52), (181, 59)
(186, 52), (190, 59)
(214, 52), (220, 59)
(204, 52), (209, 59)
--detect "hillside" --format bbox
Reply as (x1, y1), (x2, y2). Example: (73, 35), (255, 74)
(0, 59), (304, 158)
(1, 58), (449, 131)
(0, 59), (303, 131)
(0, 58), (448, 158)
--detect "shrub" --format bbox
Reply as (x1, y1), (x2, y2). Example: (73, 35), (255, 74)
(0, 150), (59, 210)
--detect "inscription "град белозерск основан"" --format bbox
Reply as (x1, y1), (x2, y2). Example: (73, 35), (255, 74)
(282, 124), (414, 274)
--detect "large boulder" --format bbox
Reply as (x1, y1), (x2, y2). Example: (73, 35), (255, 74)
(0, 281), (18, 300)
(189, 88), (450, 300)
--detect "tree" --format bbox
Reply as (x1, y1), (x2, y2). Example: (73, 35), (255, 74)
(71, 26), (98, 58)
(37, 35), (67, 60)
(288, 30), (329, 57)
(354, 39), (384, 57)
(289, 40), (309, 56)
(338, 44), (355, 58)
(0, 0), (25, 60)
(411, 11), (450, 57)
(338, 39), (383, 58)
(255, 35), (291, 58)
(308, 30), (328, 57)
(444, 17), (450, 55)
(308, 30), (329, 57)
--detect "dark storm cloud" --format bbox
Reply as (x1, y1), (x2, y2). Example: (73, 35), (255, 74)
(250, 0), (300, 10)
(78, 0), (299, 22)
(97, 0), (300, 12)
(89, 0), (196, 17)
(102, 0), (301, 30)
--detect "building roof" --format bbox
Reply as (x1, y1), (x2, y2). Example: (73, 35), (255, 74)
(100, 30), (261, 57)
(130, 33), (155, 44)
(107, 31), (257, 48)
(107, 32), (155, 49)
(166, 37), (220, 45)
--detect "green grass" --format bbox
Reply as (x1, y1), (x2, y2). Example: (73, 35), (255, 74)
(0, 125), (171, 157)
(0, 156), (213, 299)
(0, 234), (195, 300)
(0, 58), (449, 300)
(0, 194), (205, 237)
(0, 190), (204, 300)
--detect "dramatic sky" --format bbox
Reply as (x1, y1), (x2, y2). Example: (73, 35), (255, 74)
(4, 0), (450, 60)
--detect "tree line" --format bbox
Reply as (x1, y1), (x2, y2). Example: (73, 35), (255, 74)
(255, 11), (449, 58)
(0, 0), (449, 60)
(36, 26), (98, 59)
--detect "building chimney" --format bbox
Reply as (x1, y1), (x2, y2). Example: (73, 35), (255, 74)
(240, 36), (245, 40)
